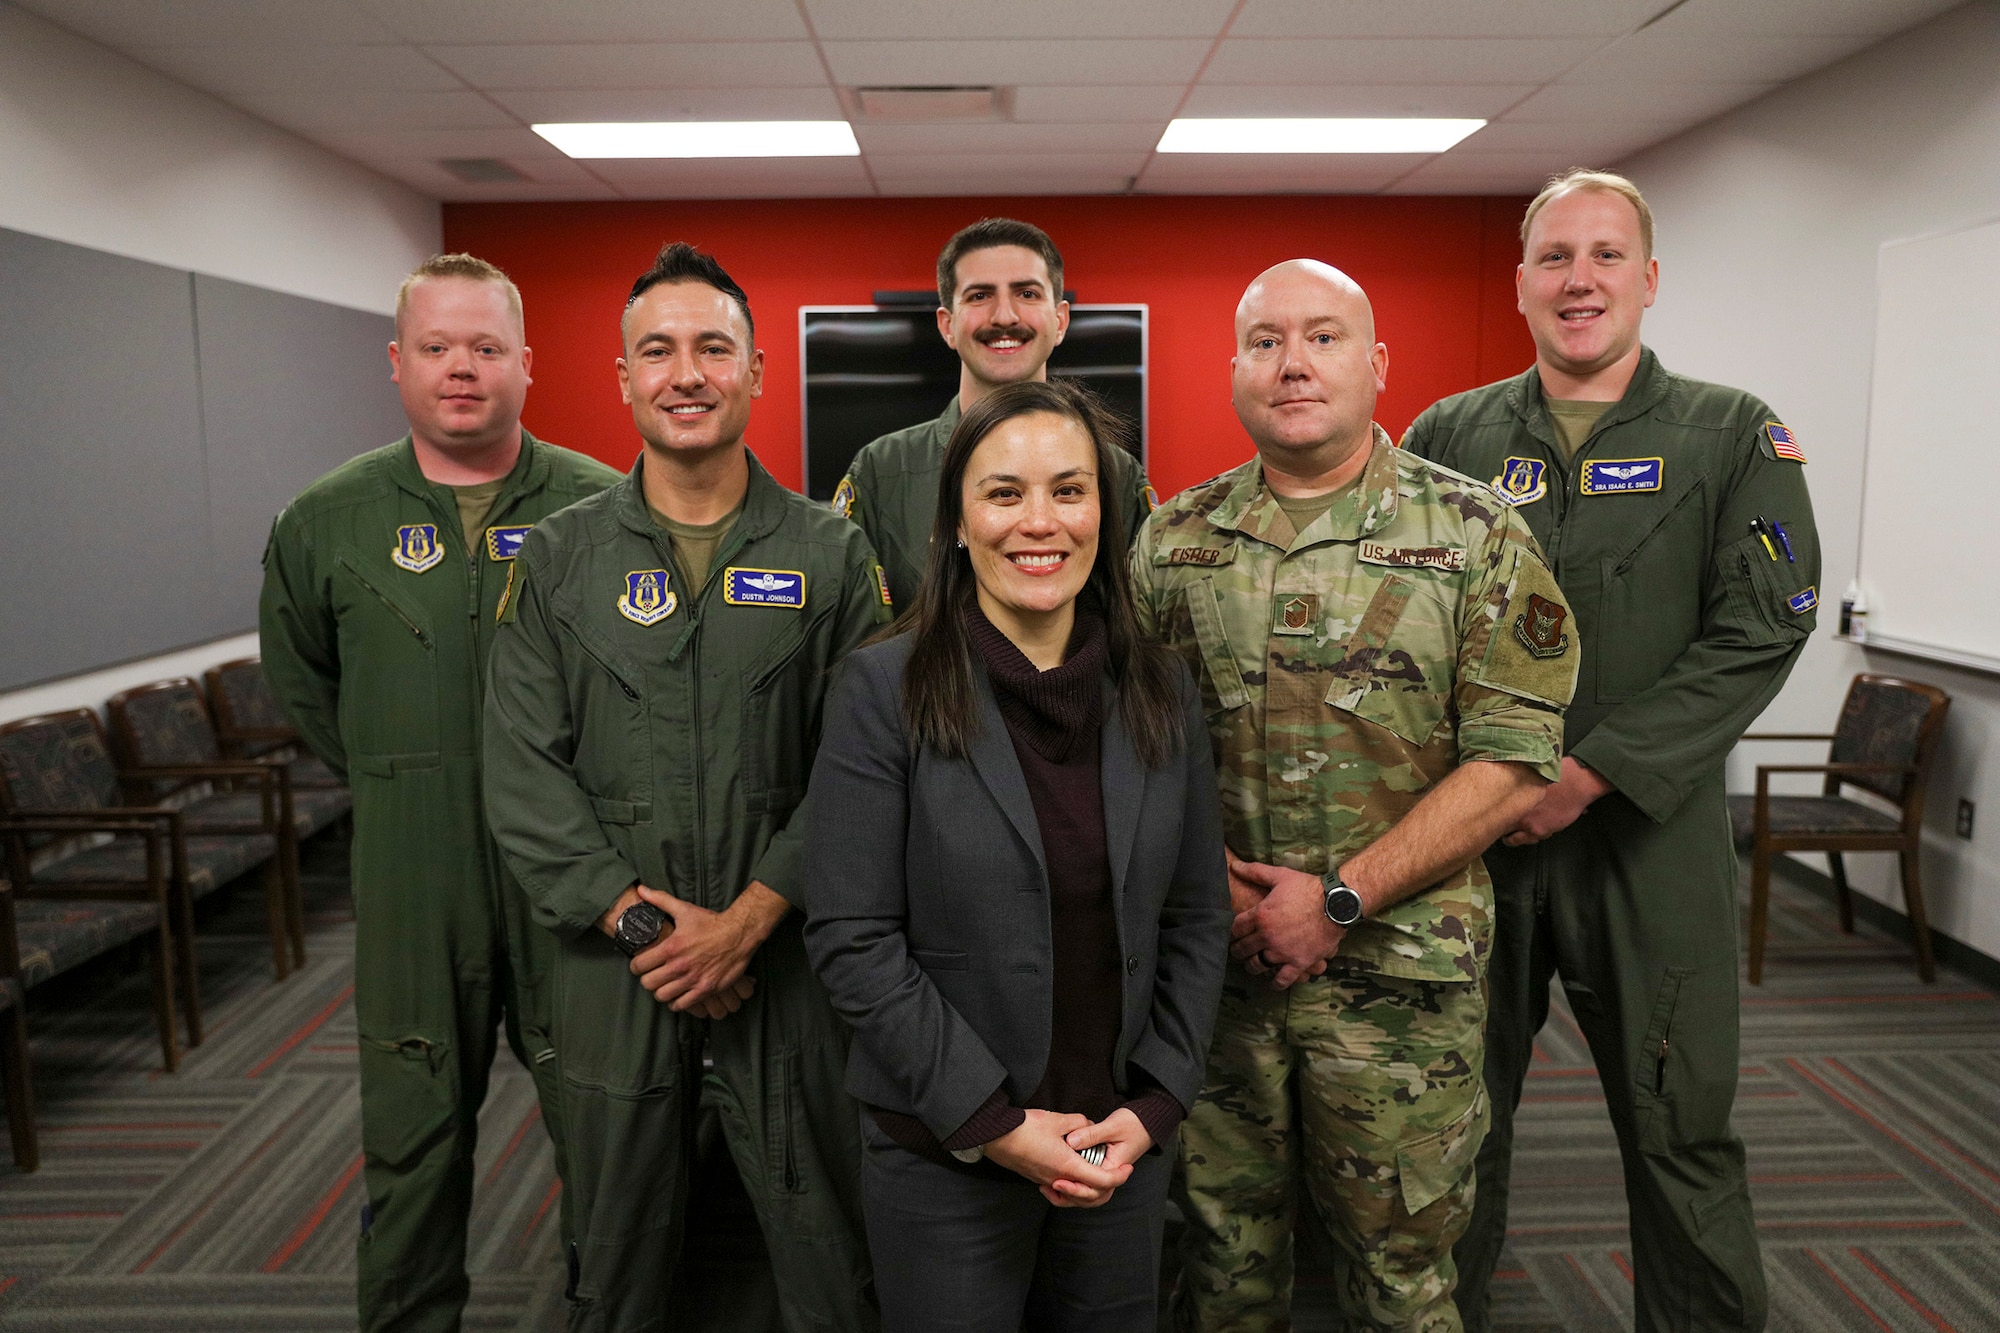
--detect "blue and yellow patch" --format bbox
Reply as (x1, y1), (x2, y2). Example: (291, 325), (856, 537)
(830, 477), (856, 520)
(391, 524), (445, 573)
(1787, 585), (1818, 615)
(617, 570), (677, 626)
(1580, 458), (1664, 495)
(1492, 456), (1548, 506)
(485, 525), (532, 561)
(723, 567), (806, 608)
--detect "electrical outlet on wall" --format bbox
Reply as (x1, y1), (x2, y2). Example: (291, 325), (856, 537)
(1957, 799), (1975, 840)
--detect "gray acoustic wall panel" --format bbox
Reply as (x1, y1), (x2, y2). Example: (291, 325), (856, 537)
(0, 227), (402, 692)
(0, 228), (215, 689)
(193, 273), (401, 631)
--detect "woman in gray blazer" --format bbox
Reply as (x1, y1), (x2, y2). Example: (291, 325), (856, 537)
(804, 379), (1231, 1332)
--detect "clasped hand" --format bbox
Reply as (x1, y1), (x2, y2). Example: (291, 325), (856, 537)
(1227, 851), (1338, 990)
(983, 1107), (1151, 1208)
(621, 883), (762, 1019)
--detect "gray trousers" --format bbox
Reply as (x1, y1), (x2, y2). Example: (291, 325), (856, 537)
(859, 1115), (1172, 1333)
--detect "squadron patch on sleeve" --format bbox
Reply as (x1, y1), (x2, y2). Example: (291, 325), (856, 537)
(617, 570), (678, 626)
(1513, 593), (1571, 659)
(1579, 458), (1664, 495)
(485, 525), (532, 560)
(1787, 585), (1818, 615)
(391, 524), (445, 573)
(1492, 456), (1548, 506)
(1766, 422), (1807, 463)
(1142, 484), (1160, 512)
(830, 476), (856, 519)
(723, 567), (806, 608)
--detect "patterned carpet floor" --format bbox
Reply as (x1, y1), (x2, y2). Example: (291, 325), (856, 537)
(0, 832), (1993, 1331)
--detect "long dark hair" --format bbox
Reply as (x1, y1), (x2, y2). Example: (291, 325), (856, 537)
(889, 379), (1186, 768)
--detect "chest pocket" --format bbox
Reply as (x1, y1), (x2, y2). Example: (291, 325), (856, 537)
(1321, 573), (1453, 747)
(1185, 578), (1250, 715)
(332, 552), (439, 758)
(550, 596), (652, 805)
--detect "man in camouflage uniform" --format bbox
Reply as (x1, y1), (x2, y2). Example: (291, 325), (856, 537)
(1405, 171), (1820, 1333)
(1132, 260), (1579, 1332)
(832, 217), (1152, 610)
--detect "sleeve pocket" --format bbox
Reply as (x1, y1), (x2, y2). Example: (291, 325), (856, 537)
(1719, 533), (1813, 648)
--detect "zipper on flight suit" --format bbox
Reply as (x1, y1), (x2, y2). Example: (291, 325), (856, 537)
(340, 559), (434, 648)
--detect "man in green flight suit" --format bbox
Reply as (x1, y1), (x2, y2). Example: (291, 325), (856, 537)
(1402, 170), (1822, 1333)
(832, 217), (1152, 610)
(260, 253), (623, 1331)
(484, 243), (890, 1332)
(1135, 260), (1579, 1331)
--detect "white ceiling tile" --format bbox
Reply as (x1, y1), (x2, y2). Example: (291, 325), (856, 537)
(873, 174), (1137, 196)
(580, 157), (876, 189)
(124, 42), (461, 94)
(855, 123), (1160, 155)
(1643, 0), (1966, 39)
(1135, 153), (1432, 193)
(801, 0), (1236, 40)
(366, 154), (610, 188)
(1505, 80), (1779, 123)
(865, 152), (1150, 177)
(11, 0), (397, 47)
(368, 159), (621, 200)
(615, 180), (882, 201)
(1232, 0), (1666, 39)
(1385, 150), (1585, 193)
(1567, 31), (1876, 84)
(1012, 85), (1188, 123)
(351, 0), (810, 44)
(1458, 120), (1678, 160)
(229, 89), (522, 132)
(1201, 37), (1605, 84)
(821, 39), (1211, 86)
(424, 42), (829, 90)
(1179, 83), (1539, 119)
(490, 88), (847, 122)
(311, 128), (567, 160)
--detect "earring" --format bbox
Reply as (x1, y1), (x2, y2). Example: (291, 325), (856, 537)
(956, 538), (967, 549)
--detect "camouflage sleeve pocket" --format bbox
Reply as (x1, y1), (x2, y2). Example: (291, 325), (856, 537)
(1470, 544), (1579, 710)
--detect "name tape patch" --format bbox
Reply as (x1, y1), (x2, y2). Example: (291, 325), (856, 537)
(1492, 456), (1548, 506)
(1167, 547), (1226, 566)
(486, 525), (532, 561)
(392, 524), (445, 573)
(1580, 458), (1664, 495)
(723, 567), (806, 608)
(1787, 585), (1818, 615)
(1358, 541), (1466, 572)
(618, 570), (678, 626)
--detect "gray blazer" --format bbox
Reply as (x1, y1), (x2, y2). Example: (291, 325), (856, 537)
(802, 633), (1231, 1142)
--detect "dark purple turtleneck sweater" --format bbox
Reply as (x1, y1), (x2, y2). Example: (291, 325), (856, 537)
(870, 604), (1183, 1165)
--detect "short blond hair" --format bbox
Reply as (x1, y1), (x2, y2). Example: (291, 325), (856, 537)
(1521, 169), (1655, 261)
(394, 253), (525, 335)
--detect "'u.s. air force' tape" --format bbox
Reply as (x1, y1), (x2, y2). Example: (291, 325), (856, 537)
(723, 567), (806, 608)
(1580, 458), (1664, 494)
(486, 525), (532, 560)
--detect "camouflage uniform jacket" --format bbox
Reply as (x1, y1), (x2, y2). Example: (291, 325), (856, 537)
(1130, 426), (1579, 982)
(834, 396), (1155, 612)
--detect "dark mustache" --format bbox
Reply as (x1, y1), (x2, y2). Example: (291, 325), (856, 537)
(975, 325), (1035, 345)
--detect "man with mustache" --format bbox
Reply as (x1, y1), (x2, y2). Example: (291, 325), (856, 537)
(832, 218), (1153, 611)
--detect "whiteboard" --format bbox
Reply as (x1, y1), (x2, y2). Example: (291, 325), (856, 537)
(1857, 216), (2000, 672)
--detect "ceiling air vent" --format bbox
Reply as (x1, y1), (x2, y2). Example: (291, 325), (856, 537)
(439, 158), (528, 184)
(847, 86), (1010, 122)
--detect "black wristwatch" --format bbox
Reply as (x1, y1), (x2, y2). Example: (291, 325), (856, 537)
(1322, 871), (1364, 928)
(613, 901), (666, 958)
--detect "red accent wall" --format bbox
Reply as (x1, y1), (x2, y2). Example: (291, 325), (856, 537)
(444, 195), (1533, 503)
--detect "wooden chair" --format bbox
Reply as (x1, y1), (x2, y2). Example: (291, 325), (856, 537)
(1730, 674), (1951, 984)
(204, 657), (345, 790)
(107, 679), (348, 979)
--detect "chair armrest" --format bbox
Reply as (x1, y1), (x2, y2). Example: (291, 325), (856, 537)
(1754, 763), (1916, 777)
(217, 725), (298, 744)
(119, 762), (276, 783)
(1739, 733), (1836, 742)
(0, 815), (171, 837)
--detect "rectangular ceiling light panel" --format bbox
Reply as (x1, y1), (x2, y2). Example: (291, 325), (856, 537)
(1157, 118), (1485, 153)
(533, 121), (861, 158)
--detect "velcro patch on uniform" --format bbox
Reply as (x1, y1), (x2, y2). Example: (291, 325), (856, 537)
(496, 562), (518, 623)
(391, 524), (444, 573)
(830, 476), (856, 519)
(873, 563), (892, 607)
(1274, 592), (1319, 635)
(723, 567), (806, 608)
(485, 525), (532, 561)
(1513, 592), (1571, 659)
(618, 570), (677, 626)
(1142, 484), (1160, 511)
(1167, 546), (1227, 566)
(1787, 585), (1818, 614)
(1358, 541), (1466, 572)
(1579, 458), (1663, 494)
(1492, 456), (1548, 506)
(1767, 422), (1807, 463)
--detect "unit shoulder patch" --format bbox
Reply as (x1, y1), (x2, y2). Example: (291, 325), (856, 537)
(391, 523), (445, 573)
(830, 476), (857, 519)
(1513, 592), (1571, 659)
(1357, 541), (1466, 573)
(1764, 421), (1807, 464)
(1492, 456), (1548, 506)
(1786, 585), (1818, 615)
(1579, 458), (1664, 495)
(486, 524), (533, 561)
(617, 570), (678, 626)
(723, 567), (806, 608)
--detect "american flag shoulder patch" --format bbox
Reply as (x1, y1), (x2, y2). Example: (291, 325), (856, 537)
(1766, 421), (1807, 463)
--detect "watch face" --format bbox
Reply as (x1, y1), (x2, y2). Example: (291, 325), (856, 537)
(1324, 884), (1364, 927)
(616, 902), (666, 953)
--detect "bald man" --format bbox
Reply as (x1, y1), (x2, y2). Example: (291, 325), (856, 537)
(1131, 261), (1579, 1331)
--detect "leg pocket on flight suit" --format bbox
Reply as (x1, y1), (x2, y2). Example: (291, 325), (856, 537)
(1636, 965), (1739, 1155)
(766, 1044), (807, 1196)
(357, 1032), (459, 1169)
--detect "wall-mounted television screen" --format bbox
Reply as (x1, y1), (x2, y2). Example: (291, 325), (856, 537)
(799, 304), (1147, 503)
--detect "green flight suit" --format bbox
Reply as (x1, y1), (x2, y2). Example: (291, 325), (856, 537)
(484, 451), (892, 1333)
(832, 396), (1155, 612)
(1402, 348), (1822, 1333)
(259, 432), (623, 1332)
